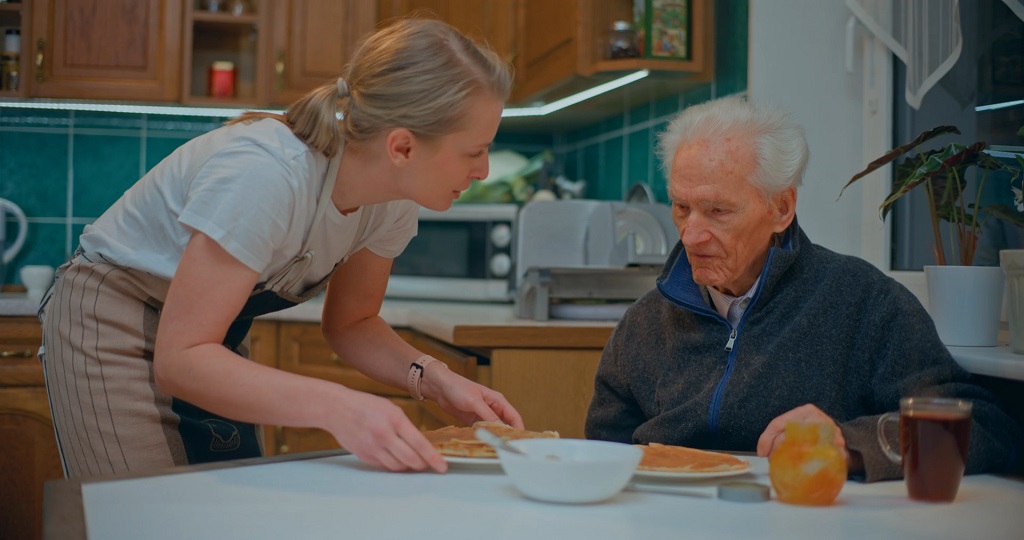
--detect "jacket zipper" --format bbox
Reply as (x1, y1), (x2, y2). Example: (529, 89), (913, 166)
(706, 250), (777, 441)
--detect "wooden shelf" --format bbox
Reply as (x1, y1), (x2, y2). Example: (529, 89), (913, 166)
(0, 3), (23, 13)
(184, 1), (264, 104)
(590, 57), (706, 74)
(191, 11), (259, 25)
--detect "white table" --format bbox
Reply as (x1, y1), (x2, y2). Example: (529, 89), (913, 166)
(45, 451), (1024, 540)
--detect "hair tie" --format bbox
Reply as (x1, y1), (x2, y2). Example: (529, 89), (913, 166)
(336, 78), (350, 98)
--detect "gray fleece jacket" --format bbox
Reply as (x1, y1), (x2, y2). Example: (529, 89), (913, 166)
(585, 220), (1023, 482)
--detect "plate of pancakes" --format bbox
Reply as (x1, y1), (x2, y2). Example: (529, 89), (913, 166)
(422, 421), (560, 467)
(632, 442), (752, 480)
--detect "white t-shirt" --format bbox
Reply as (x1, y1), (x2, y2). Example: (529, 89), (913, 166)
(79, 119), (419, 295)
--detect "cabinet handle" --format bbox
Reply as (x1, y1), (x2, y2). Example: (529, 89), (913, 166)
(35, 39), (44, 82)
(275, 50), (285, 93)
(0, 349), (35, 359)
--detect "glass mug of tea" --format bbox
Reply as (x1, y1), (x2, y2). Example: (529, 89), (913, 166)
(876, 397), (972, 502)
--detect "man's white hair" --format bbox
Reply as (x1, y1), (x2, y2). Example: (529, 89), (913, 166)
(655, 95), (809, 198)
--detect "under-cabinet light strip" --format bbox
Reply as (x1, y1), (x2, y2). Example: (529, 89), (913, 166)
(975, 99), (1024, 112)
(500, 70), (651, 117)
(0, 70), (652, 119)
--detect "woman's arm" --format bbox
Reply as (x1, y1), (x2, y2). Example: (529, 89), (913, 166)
(154, 232), (446, 472)
(321, 247), (524, 429)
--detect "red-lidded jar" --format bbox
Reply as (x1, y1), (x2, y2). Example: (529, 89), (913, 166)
(208, 61), (235, 98)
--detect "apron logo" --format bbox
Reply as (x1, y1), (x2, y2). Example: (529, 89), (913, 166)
(202, 419), (242, 452)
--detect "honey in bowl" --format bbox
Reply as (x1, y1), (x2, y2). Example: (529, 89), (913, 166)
(768, 421), (846, 506)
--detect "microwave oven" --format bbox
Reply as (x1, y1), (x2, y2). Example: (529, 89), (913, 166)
(385, 203), (518, 302)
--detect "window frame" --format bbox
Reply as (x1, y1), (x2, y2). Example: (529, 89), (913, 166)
(859, 35), (929, 305)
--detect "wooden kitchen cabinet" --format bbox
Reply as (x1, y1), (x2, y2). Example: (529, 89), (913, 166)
(182, 0), (377, 107)
(182, 0), (265, 104)
(29, 0), (183, 101)
(266, 0), (377, 106)
(377, 0), (517, 66)
(512, 0), (713, 104)
(488, 348), (601, 439)
(0, 1), (27, 98)
(0, 317), (63, 540)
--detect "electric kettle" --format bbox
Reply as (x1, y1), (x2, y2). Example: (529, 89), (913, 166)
(0, 198), (28, 284)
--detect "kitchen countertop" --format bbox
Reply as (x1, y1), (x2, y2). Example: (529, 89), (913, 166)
(0, 292), (39, 317)
(7, 292), (1022, 381)
(263, 298), (618, 349)
(265, 298), (1024, 381)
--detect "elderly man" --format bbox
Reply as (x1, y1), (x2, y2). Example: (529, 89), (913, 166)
(584, 96), (1022, 481)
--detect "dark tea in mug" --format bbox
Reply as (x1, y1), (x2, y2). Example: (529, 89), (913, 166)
(877, 397), (973, 502)
(900, 405), (972, 501)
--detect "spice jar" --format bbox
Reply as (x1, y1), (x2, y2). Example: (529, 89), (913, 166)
(768, 421), (846, 506)
(1, 29), (20, 92)
(208, 61), (235, 98)
(607, 21), (640, 59)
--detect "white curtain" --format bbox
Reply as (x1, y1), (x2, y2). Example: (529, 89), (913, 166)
(847, 0), (1024, 110)
(846, 0), (962, 110)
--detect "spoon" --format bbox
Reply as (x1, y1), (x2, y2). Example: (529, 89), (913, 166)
(625, 483), (714, 498)
(475, 427), (529, 456)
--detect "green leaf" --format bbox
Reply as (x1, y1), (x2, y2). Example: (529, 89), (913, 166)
(985, 204), (1024, 227)
(839, 125), (960, 199)
(878, 143), (983, 218)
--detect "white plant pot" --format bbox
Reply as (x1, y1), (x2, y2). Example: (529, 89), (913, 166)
(999, 250), (1024, 354)
(924, 265), (1004, 347)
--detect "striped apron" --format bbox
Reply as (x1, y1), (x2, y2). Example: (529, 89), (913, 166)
(38, 152), (369, 479)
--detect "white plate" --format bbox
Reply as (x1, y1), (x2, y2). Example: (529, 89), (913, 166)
(444, 456), (502, 468)
(632, 465), (753, 481)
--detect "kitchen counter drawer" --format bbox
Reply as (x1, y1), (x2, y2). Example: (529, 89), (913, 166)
(0, 316), (44, 386)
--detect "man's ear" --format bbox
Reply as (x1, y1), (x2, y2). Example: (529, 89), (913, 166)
(771, 187), (797, 232)
(385, 128), (415, 166)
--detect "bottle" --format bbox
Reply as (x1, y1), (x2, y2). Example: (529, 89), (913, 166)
(1, 29), (20, 92)
(768, 421), (846, 506)
(607, 21), (639, 59)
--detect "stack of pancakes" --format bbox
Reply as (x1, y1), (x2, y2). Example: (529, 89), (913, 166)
(422, 421), (559, 458)
(635, 442), (750, 472)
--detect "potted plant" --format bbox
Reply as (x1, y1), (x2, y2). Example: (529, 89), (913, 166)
(840, 125), (1024, 346)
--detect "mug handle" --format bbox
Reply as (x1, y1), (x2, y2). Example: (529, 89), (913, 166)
(0, 199), (28, 264)
(876, 412), (902, 463)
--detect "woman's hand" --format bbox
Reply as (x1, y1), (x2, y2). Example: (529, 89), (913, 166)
(324, 386), (449, 473)
(421, 363), (524, 429)
(756, 403), (847, 458)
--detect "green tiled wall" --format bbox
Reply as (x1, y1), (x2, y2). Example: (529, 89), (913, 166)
(0, 110), (553, 285)
(0, 0), (746, 286)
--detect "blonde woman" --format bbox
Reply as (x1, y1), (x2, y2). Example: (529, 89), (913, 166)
(39, 18), (523, 479)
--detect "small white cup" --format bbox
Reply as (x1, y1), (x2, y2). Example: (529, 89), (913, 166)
(20, 265), (55, 304)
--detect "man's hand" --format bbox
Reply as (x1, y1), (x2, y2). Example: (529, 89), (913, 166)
(756, 403), (846, 458)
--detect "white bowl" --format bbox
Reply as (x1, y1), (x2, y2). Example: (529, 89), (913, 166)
(496, 439), (643, 504)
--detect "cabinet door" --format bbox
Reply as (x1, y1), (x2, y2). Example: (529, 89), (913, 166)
(377, 0), (516, 68)
(0, 387), (63, 540)
(0, 317), (44, 386)
(489, 348), (602, 439)
(30, 0), (182, 100)
(512, 0), (580, 102)
(267, 0), (377, 106)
